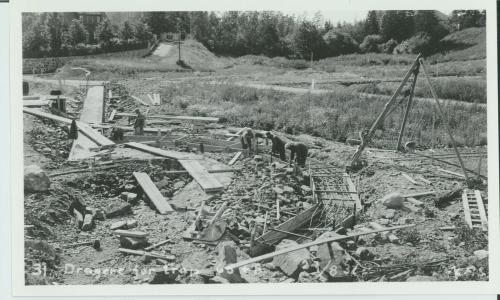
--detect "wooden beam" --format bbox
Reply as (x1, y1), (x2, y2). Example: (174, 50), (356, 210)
(76, 121), (115, 146)
(437, 168), (465, 178)
(131, 95), (149, 106)
(403, 191), (435, 198)
(396, 69), (419, 150)
(412, 152), (486, 180)
(108, 109), (117, 122)
(228, 224), (416, 270)
(23, 107), (72, 124)
(133, 172), (174, 214)
(251, 204), (321, 256)
(178, 159), (224, 193)
(118, 248), (175, 261)
(229, 151), (243, 166)
(115, 112), (219, 123)
(113, 230), (149, 238)
(351, 54), (421, 164)
(124, 142), (190, 160)
(401, 172), (418, 185)
(419, 58), (469, 181)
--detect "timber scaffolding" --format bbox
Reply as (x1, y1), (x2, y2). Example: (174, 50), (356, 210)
(248, 163), (363, 257)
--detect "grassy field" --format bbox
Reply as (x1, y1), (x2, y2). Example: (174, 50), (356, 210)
(137, 79), (487, 149)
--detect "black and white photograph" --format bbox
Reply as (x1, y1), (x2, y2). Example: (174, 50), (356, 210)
(8, 0), (500, 296)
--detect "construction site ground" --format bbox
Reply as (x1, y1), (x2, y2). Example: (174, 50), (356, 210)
(23, 46), (489, 285)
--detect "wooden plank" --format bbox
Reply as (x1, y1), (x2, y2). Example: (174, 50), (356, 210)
(23, 100), (49, 107)
(115, 112), (218, 123)
(133, 172), (174, 214)
(147, 94), (155, 105)
(178, 159), (224, 192)
(416, 175), (432, 185)
(23, 107), (72, 124)
(344, 173), (363, 210)
(125, 142), (191, 160)
(118, 248), (175, 261)
(250, 204), (321, 257)
(227, 128), (245, 141)
(131, 95), (149, 106)
(228, 224), (416, 270)
(401, 172), (418, 185)
(229, 151), (243, 166)
(113, 230), (149, 238)
(76, 121), (115, 146)
(108, 109), (117, 122)
(437, 168), (466, 178)
(403, 191), (436, 198)
(474, 190), (488, 231)
(462, 190), (473, 229)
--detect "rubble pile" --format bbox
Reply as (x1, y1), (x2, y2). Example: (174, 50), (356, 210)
(27, 118), (73, 167)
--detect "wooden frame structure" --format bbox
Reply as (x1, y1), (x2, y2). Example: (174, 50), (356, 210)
(349, 54), (470, 181)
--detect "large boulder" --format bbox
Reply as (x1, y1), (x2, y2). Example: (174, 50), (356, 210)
(381, 192), (404, 209)
(24, 165), (51, 192)
(273, 239), (311, 277)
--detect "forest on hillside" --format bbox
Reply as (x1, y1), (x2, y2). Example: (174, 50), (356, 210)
(23, 10), (486, 59)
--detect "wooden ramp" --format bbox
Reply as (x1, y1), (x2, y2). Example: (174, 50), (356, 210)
(462, 189), (488, 231)
(125, 142), (191, 160)
(178, 159), (224, 193)
(133, 172), (174, 214)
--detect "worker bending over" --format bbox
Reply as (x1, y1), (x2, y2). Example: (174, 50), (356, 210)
(239, 128), (255, 153)
(285, 141), (308, 167)
(134, 109), (146, 135)
(266, 131), (286, 160)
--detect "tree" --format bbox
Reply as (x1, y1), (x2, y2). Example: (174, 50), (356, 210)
(133, 22), (153, 43)
(380, 10), (414, 42)
(414, 10), (448, 42)
(95, 18), (116, 46)
(293, 20), (326, 60)
(364, 10), (379, 35)
(322, 30), (359, 56)
(145, 12), (166, 35)
(47, 13), (64, 53)
(360, 34), (382, 53)
(68, 18), (89, 45)
(450, 10), (486, 30)
(121, 21), (135, 41)
(23, 14), (52, 56)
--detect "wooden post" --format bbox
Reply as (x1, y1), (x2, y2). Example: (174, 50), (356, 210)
(396, 67), (419, 151)
(419, 58), (469, 182)
(351, 54), (421, 165)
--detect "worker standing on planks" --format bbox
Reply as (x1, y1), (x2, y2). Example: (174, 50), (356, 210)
(134, 109), (146, 135)
(285, 141), (309, 167)
(239, 128), (255, 153)
(266, 131), (286, 161)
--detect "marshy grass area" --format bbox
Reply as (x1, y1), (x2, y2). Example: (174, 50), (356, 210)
(152, 80), (487, 149)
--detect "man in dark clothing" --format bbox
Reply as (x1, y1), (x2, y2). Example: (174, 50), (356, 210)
(266, 131), (286, 161)
(134, 109), (146, 135)
(285, 141), (308, 167)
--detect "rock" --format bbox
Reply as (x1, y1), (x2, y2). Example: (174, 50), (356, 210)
(119, 236), (148, 249)
(406, 275), (438, 282)
(81, 214), (94, 231)
(124, 184), (136, 191)
(149, 267), (180, 284)
(110, 220), (127, 230)
(273, 186), (284, 195)
(253, 155), (263, 161)
(209, 275), (230, 284)
(378, 218), (390, 225)
(384, 209), (396, 219)
(283, 186), (294, 194)
(156, 178), (170, 190)
(105, 201), (132, 218)
(355, 247), (374, 260)
(381, 192), (405, 209)
(473, 249), (488, 261)
(24, 165), (51, 192)
(297, 271), (314, 283)
(173, 181), (186, 190)
(216, 241), (246, 283)
(273, 239), (311, 277)
(91, 209), (105, 221)
(301, 185), (311, 193)
(316, 232), (348, 269)
(126, 193), (138, 203)
(126, 219), (138, 229)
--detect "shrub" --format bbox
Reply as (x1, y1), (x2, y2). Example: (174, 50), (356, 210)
(360, 35), (382, 53)
(379, 38), (398, 54)
(322, 30), (359, 57)
(393, 32), (432, 55)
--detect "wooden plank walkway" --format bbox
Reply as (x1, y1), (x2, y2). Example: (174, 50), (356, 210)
(125, 142), (224, 193)
(133, 172), (174, 214)
(178, 160), (224, 193)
